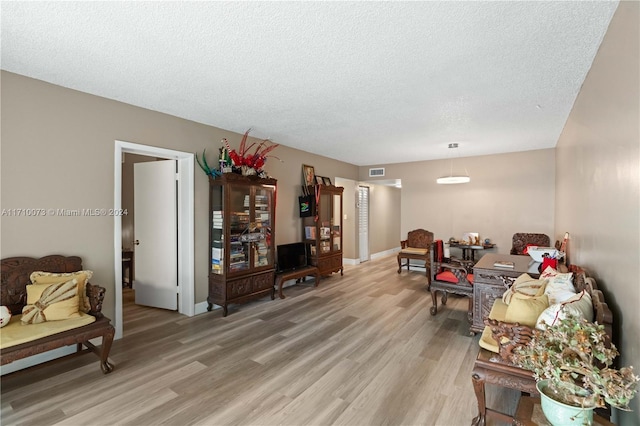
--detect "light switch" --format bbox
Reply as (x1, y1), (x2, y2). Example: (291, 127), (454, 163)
(343, 214), (347, 220)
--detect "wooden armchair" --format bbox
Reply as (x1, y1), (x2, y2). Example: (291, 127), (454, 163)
(510, 233), (551, 255)
(397, 229), (433, 277)
(428, 240), (474, 328)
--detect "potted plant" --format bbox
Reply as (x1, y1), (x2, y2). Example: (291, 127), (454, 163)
(512, 313), (639, 425)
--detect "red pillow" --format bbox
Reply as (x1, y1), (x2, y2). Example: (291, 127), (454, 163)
(435, 270), (474, 284)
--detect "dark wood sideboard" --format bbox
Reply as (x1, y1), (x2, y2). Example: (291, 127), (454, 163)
(471, 254), (541, 334)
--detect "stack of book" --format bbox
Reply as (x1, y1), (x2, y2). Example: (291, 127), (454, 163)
(212, 211), (223, 229)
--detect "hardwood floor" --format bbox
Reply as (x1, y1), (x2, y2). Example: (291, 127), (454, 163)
(1, 255), (518, 425)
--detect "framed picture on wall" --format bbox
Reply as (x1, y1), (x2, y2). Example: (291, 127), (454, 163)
(302, 164), (315, 187)
(315, 175), (324, 185)
(322, 177), (332, 185)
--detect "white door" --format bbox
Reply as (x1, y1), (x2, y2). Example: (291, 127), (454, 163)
(133, 160), (178, 310)
(358, 186), (370, 262)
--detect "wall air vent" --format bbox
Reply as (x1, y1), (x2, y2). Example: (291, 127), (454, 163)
(369, 168), (385, 177)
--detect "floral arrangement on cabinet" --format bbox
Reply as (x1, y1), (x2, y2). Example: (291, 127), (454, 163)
(197, 129), (279, 178)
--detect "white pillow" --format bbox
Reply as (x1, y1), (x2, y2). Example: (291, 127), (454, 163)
(565, 290), (593, 321)
(536, 290), (593, 330)
(544, 271), (575, 304)
(0, 306), (12, 328)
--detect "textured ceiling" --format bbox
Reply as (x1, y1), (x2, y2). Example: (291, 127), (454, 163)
(1, 1), (618, 166)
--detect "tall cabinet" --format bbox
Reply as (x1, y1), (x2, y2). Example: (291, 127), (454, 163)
(302, 184), (344, 276)
(208, 174), (277, 316)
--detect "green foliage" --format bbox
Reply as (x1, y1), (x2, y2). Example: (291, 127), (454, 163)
(195, 149), (221, 177)
(513, 313), (639, 410)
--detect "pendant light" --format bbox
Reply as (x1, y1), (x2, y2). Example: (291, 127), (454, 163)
(436, 143), (470, 184)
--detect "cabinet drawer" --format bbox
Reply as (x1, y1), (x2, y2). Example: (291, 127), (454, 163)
(227, 271), (274, 298)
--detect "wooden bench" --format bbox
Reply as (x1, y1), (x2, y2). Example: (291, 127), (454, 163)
(274, 266), (320, 299)
(1, 255), (115, 374)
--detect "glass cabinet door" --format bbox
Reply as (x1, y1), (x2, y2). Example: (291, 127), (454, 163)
(252, 185), (274, 268)
(229, 185), (251, 272)
(319, 192), (331, 254)
(210, 185), (224, 274)
(332, 193), (341, 252)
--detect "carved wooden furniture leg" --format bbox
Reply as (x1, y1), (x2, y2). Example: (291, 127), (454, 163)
(442, 292), (448, 305)
(99, 325), (115, 374)
(276, 275), (285, 299)
(397, 254), (403, 274)
(471, 370), (487, 426)
(430, 289), (438, 315)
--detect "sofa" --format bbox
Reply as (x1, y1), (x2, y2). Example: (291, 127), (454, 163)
(0, 255), (115, 374)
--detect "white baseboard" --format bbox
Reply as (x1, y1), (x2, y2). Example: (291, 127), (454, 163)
(194, 301), (219, 315)
(0, 347), (77, 375)
(371, 247), (401, 260)
(343, 258), (359, 265)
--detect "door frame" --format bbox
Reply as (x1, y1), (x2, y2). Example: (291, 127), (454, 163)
(113, 140), (195, 340)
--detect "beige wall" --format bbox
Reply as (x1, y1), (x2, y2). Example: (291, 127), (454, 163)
(360, 149), (557, 255)
(367, 184), (402, 256)
(555, 2), (639, 423)
(0, 71), (358, 317)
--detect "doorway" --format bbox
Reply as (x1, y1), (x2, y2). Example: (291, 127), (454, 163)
(114, 141), (195, 340)
(358, 185), (370, 263)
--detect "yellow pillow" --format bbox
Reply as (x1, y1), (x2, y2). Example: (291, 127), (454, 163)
(22, 279), (81, 324)
(502, 273), (547, 304)
(30, 270), (93, 313)
(504, 294), (549, 328)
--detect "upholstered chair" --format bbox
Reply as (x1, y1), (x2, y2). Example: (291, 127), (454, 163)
(397, 229), (434, 277)
(428, 240), (474, 331)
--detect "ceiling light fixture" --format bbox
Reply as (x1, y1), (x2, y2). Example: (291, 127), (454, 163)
(436, 143), (470, 184)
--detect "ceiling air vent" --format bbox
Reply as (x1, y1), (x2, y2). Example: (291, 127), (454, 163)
(369, 168), (385, 177)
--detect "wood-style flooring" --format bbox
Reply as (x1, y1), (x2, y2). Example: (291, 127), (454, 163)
(1, 255), (518, 425)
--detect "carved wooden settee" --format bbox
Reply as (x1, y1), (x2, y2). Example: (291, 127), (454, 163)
(397, 229), (434, 277)
(510, 233), (551, 255)
(0, 255), (115, 374)
(470, 265), (612, 425)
